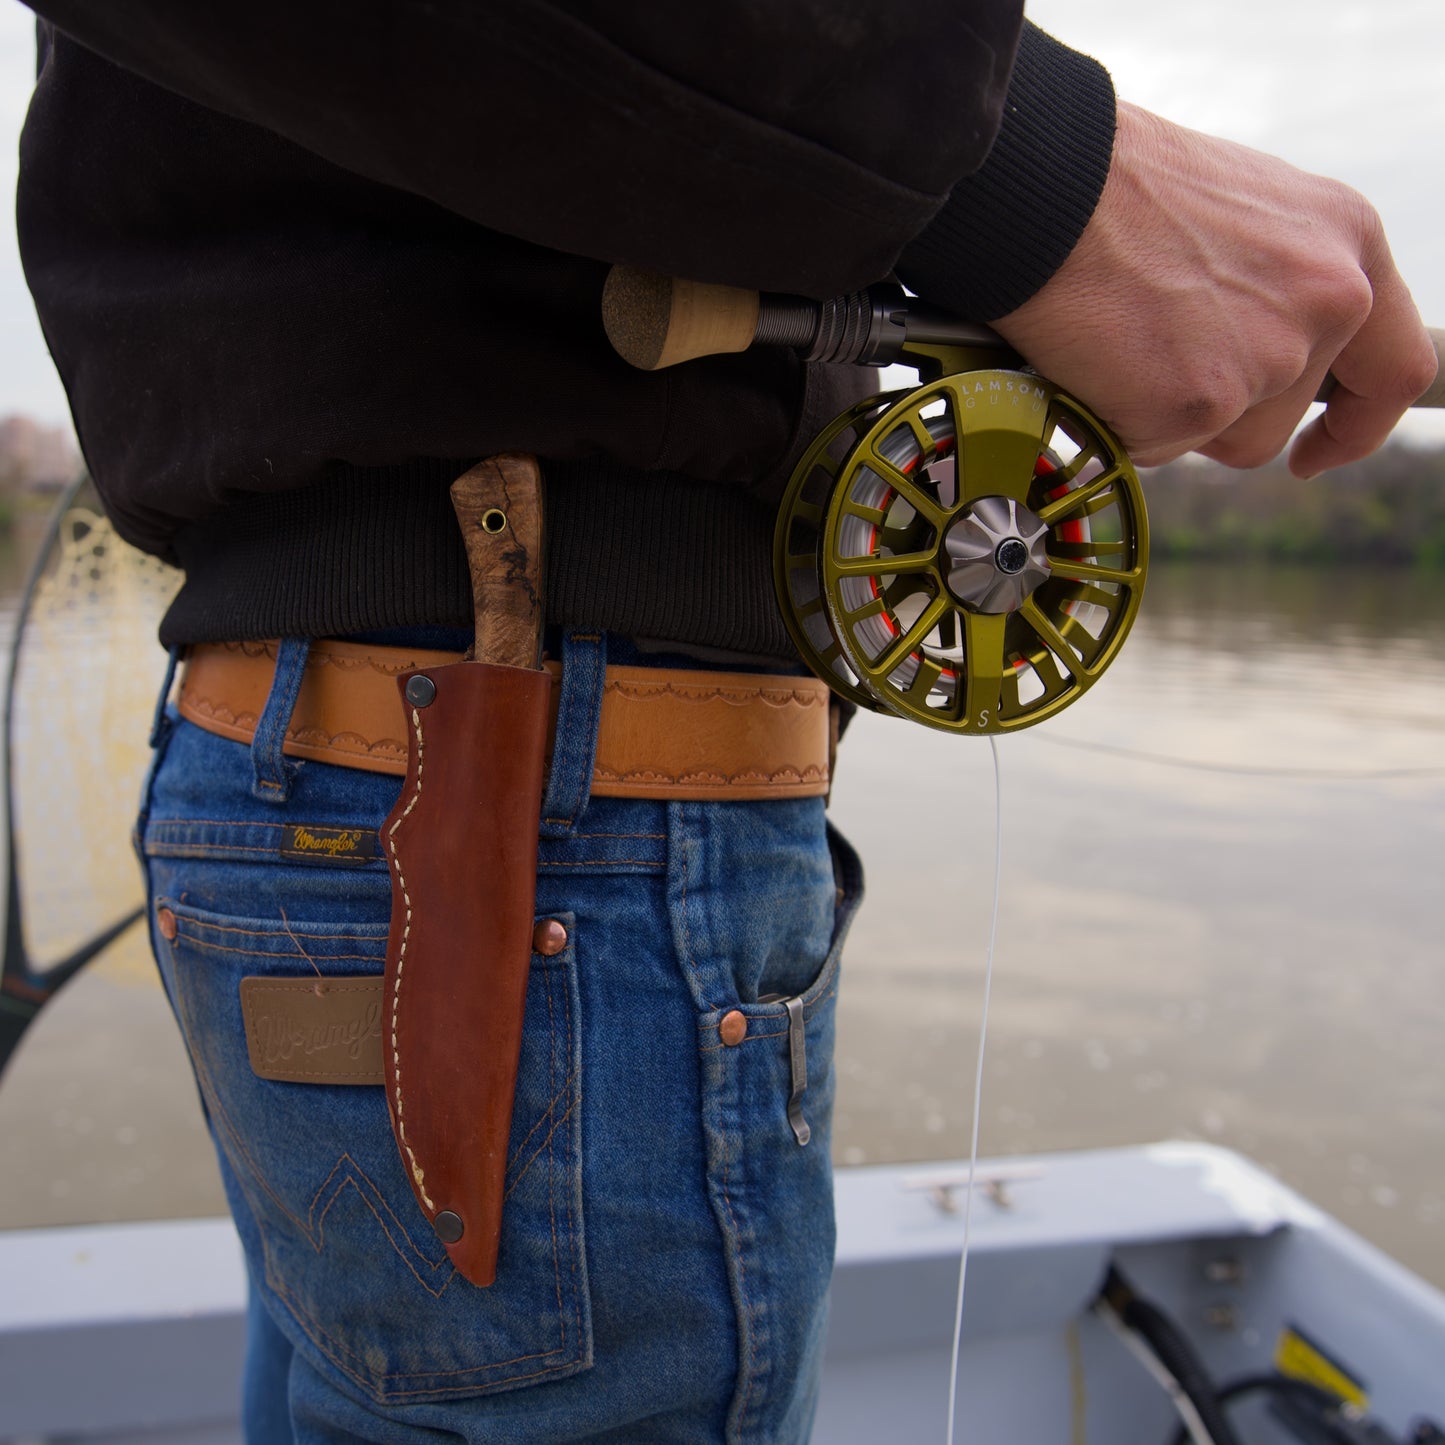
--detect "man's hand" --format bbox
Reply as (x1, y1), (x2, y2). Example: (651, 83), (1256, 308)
(992, 102), (1439, 476)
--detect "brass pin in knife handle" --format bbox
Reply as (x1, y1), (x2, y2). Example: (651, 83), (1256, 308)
(601, 265), (1445, 410)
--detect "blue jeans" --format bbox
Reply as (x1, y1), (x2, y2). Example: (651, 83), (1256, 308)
(138, 631), (862, 1444)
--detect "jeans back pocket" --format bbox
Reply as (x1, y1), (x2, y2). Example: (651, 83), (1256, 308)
(150, 885), (591, 1405)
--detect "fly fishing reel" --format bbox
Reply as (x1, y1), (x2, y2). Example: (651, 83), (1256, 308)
(773, 360), (1147, 733)
(603, 268), (1149, 732)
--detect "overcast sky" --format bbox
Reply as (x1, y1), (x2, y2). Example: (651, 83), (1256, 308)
(3, 0), (1444, 442)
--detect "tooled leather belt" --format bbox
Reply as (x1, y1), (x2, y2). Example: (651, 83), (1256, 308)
(178, 644), (833, 801)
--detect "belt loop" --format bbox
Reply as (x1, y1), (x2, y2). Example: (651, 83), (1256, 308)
(147, 645), (183, 751)
(539, 629), (606, 838)
(250, 637), (312, 804)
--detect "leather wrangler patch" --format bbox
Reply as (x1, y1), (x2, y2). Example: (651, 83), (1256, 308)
(279, 824), (380, 865)
(240, 976), (384, 1084)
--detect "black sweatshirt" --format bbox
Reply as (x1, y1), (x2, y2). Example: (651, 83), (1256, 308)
(17, 4), (1115, 658)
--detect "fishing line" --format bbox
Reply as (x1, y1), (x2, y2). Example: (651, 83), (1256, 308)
(1036, 733), (1445, 781)
(945, 734), (1003, 1445)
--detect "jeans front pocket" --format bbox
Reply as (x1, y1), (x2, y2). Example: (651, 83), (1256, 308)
(687, 820), (865, 1445)
(149, 878), (591, 1406)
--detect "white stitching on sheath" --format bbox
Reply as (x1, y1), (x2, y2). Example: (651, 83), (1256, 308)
(386, 704), (434, 1211)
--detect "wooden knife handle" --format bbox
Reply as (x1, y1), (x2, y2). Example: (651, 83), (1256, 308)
(451, 455), (545, 667)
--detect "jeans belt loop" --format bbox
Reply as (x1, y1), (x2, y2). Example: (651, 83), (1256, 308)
(250, 637), (312, 804)
(146, 644), (183, 752)
(538, 629), (607, 838)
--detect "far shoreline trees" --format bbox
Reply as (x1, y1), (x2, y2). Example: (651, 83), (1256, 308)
(1143, 444), (1445, 569)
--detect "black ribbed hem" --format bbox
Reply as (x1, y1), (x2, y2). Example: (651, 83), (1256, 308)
(163, 460), (478, 644)
(897, 23), (1116, 321)
(161, 458), (800, 662)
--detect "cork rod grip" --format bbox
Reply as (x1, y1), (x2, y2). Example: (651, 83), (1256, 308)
(601, 267), (759, 370)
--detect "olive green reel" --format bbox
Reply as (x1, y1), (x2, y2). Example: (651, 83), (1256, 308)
(772, 357), (1149, 734)
(600, 267), (1150, 733)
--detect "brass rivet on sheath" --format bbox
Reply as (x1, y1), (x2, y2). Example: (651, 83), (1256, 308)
(480, 508), (507, 535)
(405, 674), (437, 708)
(719, 1010), (748, 1047)
(433, 1210), (464, 1244)
(533, 919), (568, 956)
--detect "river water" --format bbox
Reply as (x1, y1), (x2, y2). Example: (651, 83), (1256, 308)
(0, 520), (1441, 1289)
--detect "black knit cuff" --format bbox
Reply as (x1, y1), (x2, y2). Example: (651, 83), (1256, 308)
(897, 23), (1116, 322)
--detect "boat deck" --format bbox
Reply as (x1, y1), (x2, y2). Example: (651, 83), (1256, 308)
(4, 1143), (1443, 1443)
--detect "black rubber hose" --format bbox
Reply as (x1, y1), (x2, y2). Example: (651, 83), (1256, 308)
(1102, 1269), (1244, 1445)
(1166, 1374), (1358, 1445)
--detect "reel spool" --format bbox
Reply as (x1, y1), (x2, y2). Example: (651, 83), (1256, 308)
(773, 368), (1149, 733)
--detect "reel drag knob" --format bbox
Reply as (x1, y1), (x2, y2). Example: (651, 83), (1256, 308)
(942, 496), (1051, 615)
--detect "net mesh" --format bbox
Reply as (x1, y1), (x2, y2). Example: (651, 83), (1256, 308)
(7, 496), (181, 981)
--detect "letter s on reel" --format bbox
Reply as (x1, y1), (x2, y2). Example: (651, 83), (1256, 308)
(600, 267), (1150, 734)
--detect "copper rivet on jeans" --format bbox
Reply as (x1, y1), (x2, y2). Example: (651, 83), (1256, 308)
(533, 919), (568, 956)
(719, 1010), (747, 1047)
(434, 1210), (464, 1244)
(156, 907), (178, 942)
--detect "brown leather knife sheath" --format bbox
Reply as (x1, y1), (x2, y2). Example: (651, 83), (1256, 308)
(380, 455), (549, 1288)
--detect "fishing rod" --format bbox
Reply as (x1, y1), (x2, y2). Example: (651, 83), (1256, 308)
(603, 267), (1445, 737)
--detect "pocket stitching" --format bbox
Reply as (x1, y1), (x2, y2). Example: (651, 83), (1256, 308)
(504, 1083), (578, 1202)
(178, 917), (388, 946)
(696, 975), (842, 1054)
(307, 1155), (454, 1291)
(540, 857), (667, 868)
(179, 937), (385, 964)
(186, 1032), (453, 1290)
(271, 1271), (580, 1391)
(505, 957), (571, 1182)
(211, 1060), (585, 1387)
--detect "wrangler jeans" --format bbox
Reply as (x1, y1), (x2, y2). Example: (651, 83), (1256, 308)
(138, 630), (862, 1444)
